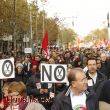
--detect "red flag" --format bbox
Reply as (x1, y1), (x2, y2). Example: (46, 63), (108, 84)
(104, 38), (108, 45)
(42, 31), (49, 57)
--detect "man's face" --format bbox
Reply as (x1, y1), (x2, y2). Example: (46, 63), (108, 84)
(8, 91), (22, 105)
(72, 72), (88, 93)
(87, 60), (97, 74)
(17, 66), (23, 73)
(96, 60), (101, 69)
(35, 56), (41, 61)
(65, 52), (70, 58)
(25, 57), (30, 62)
(100, 54), (106, 62)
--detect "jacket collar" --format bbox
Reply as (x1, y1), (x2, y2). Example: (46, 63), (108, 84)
(63, 87), (95, 110)
(86, 70), (104, 79)
(64, 86), (93, 99)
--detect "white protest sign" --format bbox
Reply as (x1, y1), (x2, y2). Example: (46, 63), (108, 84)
(0, 57), (15, 79)
(41, 64), (67, 83)
(24, 48), (32, 53)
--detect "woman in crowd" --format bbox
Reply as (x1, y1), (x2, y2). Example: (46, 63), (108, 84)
(0, 82), (10, 110)
(6, 81), (46, 110)
(12, 63), (28, 84)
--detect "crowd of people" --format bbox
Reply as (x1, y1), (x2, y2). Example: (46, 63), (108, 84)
(0, 47), (110, 110)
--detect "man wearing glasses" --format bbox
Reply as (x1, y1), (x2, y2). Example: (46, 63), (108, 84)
(51, 68), (98, 110)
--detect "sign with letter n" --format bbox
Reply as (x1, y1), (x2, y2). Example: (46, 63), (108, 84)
(0, 57), (15, 79)
(41, 64), (67, 83)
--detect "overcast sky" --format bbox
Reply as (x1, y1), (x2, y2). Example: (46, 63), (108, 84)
(30, 0), (110, 38)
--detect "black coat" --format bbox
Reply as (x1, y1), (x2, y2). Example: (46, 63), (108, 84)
(55, 83), (67, 96)
(99, 60), (110, 79)
(26, 72), (51, 98)
(51, 87), (99, 110)
(26, 72), (53, 110)
(86, 70), (107, 99)
(12, 71), (28, 84)
(99, 80), (110, 104)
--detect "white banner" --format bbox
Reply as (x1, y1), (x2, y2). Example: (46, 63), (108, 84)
(0, 58), (15, 79)
(24, 48), (32, 53)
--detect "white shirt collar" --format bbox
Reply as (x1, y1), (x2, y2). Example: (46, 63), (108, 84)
(88, 72), (97, 84)
(70, 88), (85, 96)
(88, 72), (97, 79)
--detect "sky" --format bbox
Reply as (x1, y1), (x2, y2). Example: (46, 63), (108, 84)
(30, 0), (110, 38)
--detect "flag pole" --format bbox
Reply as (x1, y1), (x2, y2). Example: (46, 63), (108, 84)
(41, 0), (46, 54)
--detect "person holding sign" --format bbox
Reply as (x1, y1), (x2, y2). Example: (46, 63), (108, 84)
(27, 59), (53, 110)
(51, 68), (99, 110)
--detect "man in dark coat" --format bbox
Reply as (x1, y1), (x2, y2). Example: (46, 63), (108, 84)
(86, 58), (107, 99)
(26, 60), (53, 110)
(99, 53), (110, 79)
(51, 68), (99, 110)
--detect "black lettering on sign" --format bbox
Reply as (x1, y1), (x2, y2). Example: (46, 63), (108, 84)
(2, 60), (13, 77)
(42, 65), (52, 81)
(54, 66), (65, 81)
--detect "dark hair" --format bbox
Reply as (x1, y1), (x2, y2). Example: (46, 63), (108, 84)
(87, 57), (96, 65)
(68, 68), (84, 85)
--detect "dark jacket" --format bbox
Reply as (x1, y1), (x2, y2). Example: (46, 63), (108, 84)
(99, 80), (110, 104)
(51, 87), (99, 110)
(55, 83), (67, 96)
(26, 71), (53, 110)
(26, 72), (51, 98)
(23, 62), (32, 74)
(12, 71), (28, 84)
(86, 70), (107, 99)
(99, 60), (110, 79)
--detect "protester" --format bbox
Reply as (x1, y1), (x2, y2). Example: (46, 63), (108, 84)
(1, 47), (110, 110)
(0, 82), (10, 110)
(99, 80), (110, 110)
(12, 63), (28, 84)
(96, 59), (102, 70)
(51, 68), (99, 110)
(6, 81), (46, 110)
(86, 58), (107, 99)
(30, 60), (38, 75)
(27, 60), (53, 110)
(99, 53), (110, 79)
(22, 55), (32, 75)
